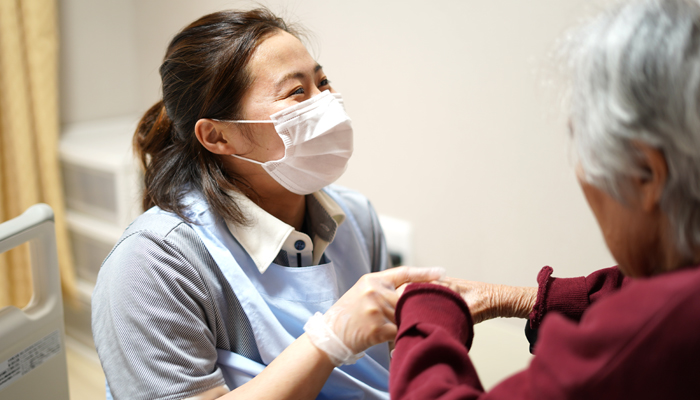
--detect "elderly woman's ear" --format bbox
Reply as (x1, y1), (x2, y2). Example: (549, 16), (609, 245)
(632, 142), (668, 212)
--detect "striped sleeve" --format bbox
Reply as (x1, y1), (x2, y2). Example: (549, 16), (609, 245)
(92, 224), (227, 400)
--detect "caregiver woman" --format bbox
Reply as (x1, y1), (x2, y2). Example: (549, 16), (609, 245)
(391, 0), (700, 398)
(91, 8), (442, 400)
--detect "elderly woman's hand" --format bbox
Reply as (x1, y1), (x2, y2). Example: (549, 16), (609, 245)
(430, 277), (537, 324)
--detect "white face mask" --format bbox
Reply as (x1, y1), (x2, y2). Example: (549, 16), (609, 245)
(224, 90), (353, 195)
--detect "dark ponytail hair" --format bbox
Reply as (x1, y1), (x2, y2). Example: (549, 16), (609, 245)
(134, 8), (297, 224)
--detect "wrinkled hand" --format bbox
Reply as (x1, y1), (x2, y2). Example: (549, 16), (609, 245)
(323, 266), (445, 354)
(431, 277), (537, 324)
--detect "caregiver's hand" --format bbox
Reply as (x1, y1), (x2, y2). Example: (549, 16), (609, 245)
(437, 277), (537, 324)
(304, 266), (445, 366)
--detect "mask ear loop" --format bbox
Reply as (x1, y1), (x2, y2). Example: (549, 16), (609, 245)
(215, 119), (273, 124)
(231, 153), (266, 165)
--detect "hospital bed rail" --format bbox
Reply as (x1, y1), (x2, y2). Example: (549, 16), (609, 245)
(0, 204), (70, 400)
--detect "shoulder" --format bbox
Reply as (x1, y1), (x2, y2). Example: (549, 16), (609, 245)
(124, 210), (188, 240)
(106, 210), (198, 264)
(324, 185), (390, 271)
(94, 208), (215, 301)
(109, 199), (217, 259)
(324, 184), (375, 217)
(589, 265), (700, 322)
(323, 184), (382, 238)
(545, 266), (700, 343)
(532, 267), (700, 397)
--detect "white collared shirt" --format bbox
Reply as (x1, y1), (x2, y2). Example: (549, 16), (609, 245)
(224, 190), (346, 273)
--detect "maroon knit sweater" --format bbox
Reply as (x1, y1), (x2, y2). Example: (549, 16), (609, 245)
(390, 266), (700, 399)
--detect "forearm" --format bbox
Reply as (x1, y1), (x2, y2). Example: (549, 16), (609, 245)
(444, 277), (537, 324)
(219, 334), (335, 400)
(492, 284), (537, 320)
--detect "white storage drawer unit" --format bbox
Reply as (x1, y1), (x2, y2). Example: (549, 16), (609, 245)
(60, 116), (143, 346)
(60, 116), (142, 230)
(66, 211), (124, 284)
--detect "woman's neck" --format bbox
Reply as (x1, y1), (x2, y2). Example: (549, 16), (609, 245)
(229, 159), (307, 230)
(251, 188), (306, 231)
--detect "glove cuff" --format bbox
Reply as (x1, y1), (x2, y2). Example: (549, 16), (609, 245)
(303, 312), (366, 366)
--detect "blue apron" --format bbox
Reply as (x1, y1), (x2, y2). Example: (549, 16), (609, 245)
(187, 187), (390, 399)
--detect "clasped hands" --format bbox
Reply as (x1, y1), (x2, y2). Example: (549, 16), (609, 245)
(307, 266), (537, 366)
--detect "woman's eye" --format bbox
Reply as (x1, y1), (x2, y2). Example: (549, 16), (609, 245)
(291, 87), (304, 96)
(319, 78), (330, 88)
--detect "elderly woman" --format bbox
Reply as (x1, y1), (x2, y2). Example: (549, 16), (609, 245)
(390, 0), (700, 398)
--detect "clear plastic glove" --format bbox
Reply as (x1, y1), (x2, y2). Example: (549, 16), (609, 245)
(434, 277), (537, 324)
(304, 266), (445, 366)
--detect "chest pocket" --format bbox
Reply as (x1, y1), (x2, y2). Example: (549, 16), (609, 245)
(254, 261), (340, 304)
(250, 259), (340, 340)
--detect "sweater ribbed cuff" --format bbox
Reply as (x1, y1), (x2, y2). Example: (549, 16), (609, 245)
(397, 283), (475, 349)
(529, 266), (590, 329)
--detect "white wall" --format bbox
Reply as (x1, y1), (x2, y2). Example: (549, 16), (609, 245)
(59, 0), (139, 122)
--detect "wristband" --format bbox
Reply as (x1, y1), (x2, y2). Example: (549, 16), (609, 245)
(303, 312), (365, 366)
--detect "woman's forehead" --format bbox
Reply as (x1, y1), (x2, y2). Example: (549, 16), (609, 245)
(249, 31), (319, 85)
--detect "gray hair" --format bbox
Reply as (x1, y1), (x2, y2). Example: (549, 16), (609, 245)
(566, 0), (700, 260)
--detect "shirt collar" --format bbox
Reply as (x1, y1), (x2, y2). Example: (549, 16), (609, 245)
(224, 190), (345, 273)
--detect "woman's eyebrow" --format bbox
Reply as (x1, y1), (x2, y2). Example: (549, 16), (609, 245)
(274, 64), (324, 89)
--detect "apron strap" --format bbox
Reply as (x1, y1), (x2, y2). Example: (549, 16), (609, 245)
(324, 186), (390, 272)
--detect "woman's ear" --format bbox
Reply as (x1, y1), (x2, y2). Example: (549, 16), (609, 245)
(194, 119), (238, 155)
(633, 142), (668, 212)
